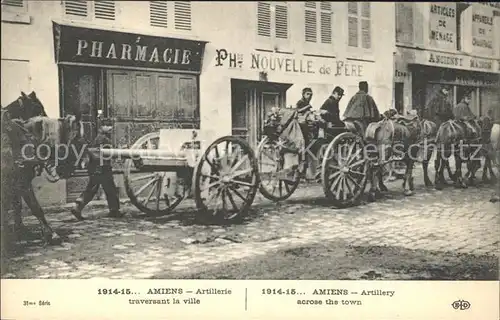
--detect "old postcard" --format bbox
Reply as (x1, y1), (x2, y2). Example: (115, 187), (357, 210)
(1, 1), (499, 319)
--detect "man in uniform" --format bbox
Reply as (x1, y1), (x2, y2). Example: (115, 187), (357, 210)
(343, 81), (381, 134)
(296, 87), (314, 114)
(422, 86), (454, 128)
(319, 86), (345, 127)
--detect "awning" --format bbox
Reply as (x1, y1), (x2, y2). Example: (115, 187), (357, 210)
(53, 22), (208, 73)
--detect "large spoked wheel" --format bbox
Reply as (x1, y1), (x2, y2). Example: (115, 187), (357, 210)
(124, 132), (185, 217)
(193, 136), (259, 223)
(321, 132), (368, 208)
(257, 135), (301, 201)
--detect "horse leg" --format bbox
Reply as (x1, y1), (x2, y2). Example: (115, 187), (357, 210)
(367, 166), (378, 202)
(434, 151), (443, 190)
(422, 148), (433, 187)
(11, 194), (33, 241)
(403, 155), (414, 196)
(21, 186), (62, 245)
(454, 151), (467, 189)
(378, 166), (389, 192)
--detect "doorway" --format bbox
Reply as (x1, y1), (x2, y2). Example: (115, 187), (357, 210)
(394, 82), (404, 114)
(230, 79), (292, 149)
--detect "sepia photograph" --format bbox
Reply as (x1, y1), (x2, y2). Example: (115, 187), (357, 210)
(1, 0), (499, 295)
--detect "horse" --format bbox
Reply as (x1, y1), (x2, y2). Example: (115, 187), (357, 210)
(489, 122), (500, 202)
(364, 109), (423, 200)
(419, 108), (455, 187)
(1, 93), (84, 248)
(477, 115), (497, 184)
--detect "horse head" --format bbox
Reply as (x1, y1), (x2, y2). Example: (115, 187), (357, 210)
(2, 91), (47, 121)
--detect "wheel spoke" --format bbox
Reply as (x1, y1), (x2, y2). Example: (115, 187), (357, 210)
(229, 186), (247, 202)
(231, 179), (254, 187)
(141, 180), (158, 205)
(201, 174), (222, 180)
(134, 177), (158, 197)
(225, 188), (239, 212)
(231, 154), (250, 172)
(332, 174), (343, 199)
(155, 179), (162, 211)
(230, 167), (253, 178)
(347, 148), (362, 166)
(344, 176), (354, 198)
(346, 173), (362, 190)
(328, 170), (341, 181)
(349, 158), (366, 169)
(329, 173), (342, 193)
(350, 170), (366, 176)
(341, 177), (348, 201)
(278, 180), (283, 197)
(130, 173), (157, 182)
(199, 179), (221, 193)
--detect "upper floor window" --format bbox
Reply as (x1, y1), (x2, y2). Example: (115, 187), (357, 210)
(395, 2), (414, 44)
(257, 1), (289, 40)
(347, 2), (371, 49)
(64, 0), (116, 21)
(149, 1), (192, 31)
(2, 0), (27, 12)
(304, 2), (333, 44)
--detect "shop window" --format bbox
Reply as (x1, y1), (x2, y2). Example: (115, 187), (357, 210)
(304, 2), (333, 44)
(348, 2), (371, 49)
(149, 1), (192, 31)
(64, 0), (116, 21)
(257, 2), (289, 40)
(395, 2), (414, 44)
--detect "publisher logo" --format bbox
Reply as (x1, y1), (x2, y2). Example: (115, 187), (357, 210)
(452, 300), (471, 310)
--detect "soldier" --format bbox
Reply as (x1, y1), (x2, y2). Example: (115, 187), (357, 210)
(343, 81), (381, 125)
(296, 87), (313, 114)
(71, 118), (122, 220)
(453, 92), (476, 122)
(319, 86), (345, 127)
(423, 86), (454, 128)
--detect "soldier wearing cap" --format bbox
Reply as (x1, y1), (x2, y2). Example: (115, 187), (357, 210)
(343, 81), (381, 124)
(71, 117), (122, 220)
(422, 86), (454, 128)
(296, 87), (314, 114)
(319, 86), (345, 127)
(454, 92), (476, 121)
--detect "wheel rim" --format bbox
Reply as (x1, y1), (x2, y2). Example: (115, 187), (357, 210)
(322, 133), (368, 205)
(257, 136), (300, 201)
(124, 133), (184, 216)
(195, 137), (258, 221)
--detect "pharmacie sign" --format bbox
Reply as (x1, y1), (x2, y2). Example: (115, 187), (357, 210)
(460, 4), (497, 57)
(53, 22), (206, 72)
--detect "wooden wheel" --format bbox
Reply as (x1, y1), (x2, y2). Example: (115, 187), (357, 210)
(321, 132), (368, 208)
(193, 136), (259, 222)
(257, 135), (301, 201)
(124, 132), (185, 217)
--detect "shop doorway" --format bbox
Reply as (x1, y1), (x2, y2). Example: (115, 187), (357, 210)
(230, 79), (292, 149)
(394, 82), (404, 114)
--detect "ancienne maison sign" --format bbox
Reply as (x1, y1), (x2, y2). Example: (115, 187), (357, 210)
(53, 22), (206, 72)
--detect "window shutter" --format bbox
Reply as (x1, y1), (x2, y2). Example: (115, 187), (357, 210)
(64, 0), (88, 17)
(361, 2), (370, 18)
(320, 2), (332, 44)
(348, 16), (358, 47)
(94, 1), (115, 20)
(150, 1), (168, 28)
(361, 19), (371, 49)
(348, 2), (357, 15)
(257, 2), (271, 37)
(275, 3), (288, 39)
(174, 1), (191, 31)
(395, 2), (413, 43)
(2, 0), (24, 7)
(305, 9), (317, 42)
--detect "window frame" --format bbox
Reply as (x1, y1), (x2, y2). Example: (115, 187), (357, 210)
(62, 0), (119, 25)
(255, 1), (291, 52)
(347, 2), (373, 53)
(1, 0), (30, 24)
(303, 1), (335, 56)
(149, 1), (193, 33)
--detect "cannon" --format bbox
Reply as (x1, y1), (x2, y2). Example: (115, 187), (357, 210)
(49, 130), (260, 222)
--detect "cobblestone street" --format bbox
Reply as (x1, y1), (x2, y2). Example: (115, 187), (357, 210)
(3, 173), (499, 279)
